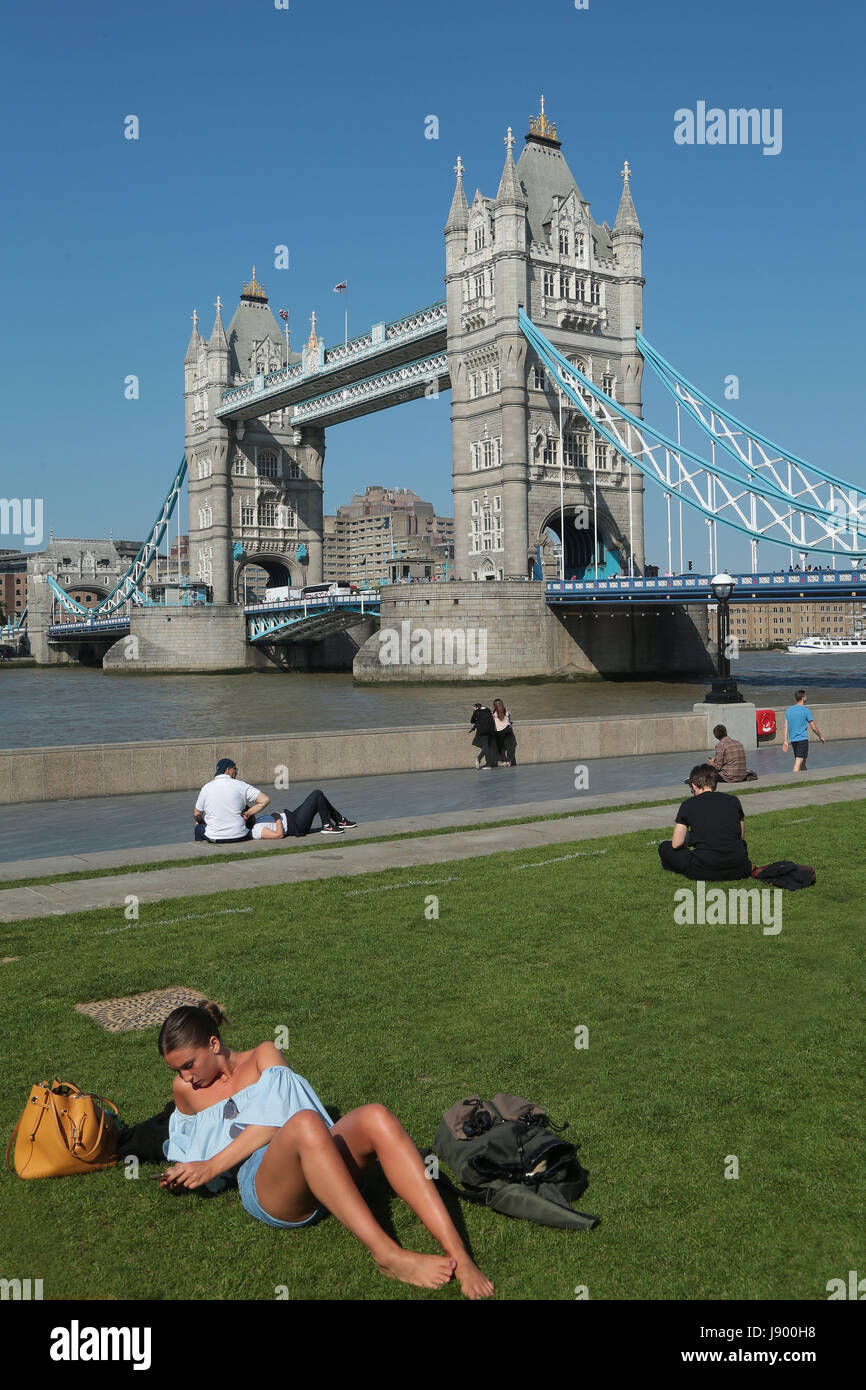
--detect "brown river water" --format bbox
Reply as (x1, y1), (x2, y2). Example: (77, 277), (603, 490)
(1, 654), (864, 750)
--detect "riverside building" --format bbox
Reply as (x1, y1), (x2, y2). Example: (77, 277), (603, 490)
(323, 486), (453, 586)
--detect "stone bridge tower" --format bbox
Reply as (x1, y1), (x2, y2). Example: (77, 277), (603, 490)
(184, 271), (325, 604)
(445, 99), (646, 581)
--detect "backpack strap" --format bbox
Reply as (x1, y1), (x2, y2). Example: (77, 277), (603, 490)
(421, 1149), (496, 1206)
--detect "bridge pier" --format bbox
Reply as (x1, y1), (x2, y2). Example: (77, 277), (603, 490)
(353, 582), (713, 682)
(101, 604), (375, 673)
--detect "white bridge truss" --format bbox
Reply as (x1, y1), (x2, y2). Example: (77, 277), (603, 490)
(47, 456), (187, 618)
(520, 311), (866, 567)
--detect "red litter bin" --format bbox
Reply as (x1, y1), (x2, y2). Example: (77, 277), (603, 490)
(757, 709), (776, 738)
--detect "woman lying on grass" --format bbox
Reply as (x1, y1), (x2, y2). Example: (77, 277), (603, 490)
(158, 1001), (493, 1299)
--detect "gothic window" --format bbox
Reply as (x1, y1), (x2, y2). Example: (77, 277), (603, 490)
(487, 267), (494, 296)
(241, 503), (254, 526)
(234, 455), (247, 476)
(196, 455), (212, 480)
(532, 362), (546, 391)
(493, 495), (501, 513)
(281, 504), (296, 528)
(258, 502), (277, 527)
(471, 499), (480, 516)
(561, 272), (573, 300)
(595, 444), (609, 471)
(257, 451), (279, 479)
(471, 436), (502, 470)
(591, 279), (601, 305)
(285, 459), (301, 480)
(575, 231), (585, 260)
(602, 373), (615, 398)
(543, 270), (557, 296)
(474, 225), (484, 252)
(197, 500), (212, 529)
(474, 273), (484, 300)
(559, 227), (570, 256)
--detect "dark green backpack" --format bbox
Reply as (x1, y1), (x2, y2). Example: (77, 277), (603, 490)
(429, 1093), (599, 1231)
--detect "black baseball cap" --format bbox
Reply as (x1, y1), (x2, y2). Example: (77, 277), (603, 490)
(216, 758), (237, 775)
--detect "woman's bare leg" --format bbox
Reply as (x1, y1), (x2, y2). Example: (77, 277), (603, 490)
(253, 1110), (455, 1291)
(330, 1104), (494, 1299)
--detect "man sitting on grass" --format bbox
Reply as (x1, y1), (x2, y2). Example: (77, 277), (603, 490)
(658, 764), (752, 881)
(194, 758), (270, 844)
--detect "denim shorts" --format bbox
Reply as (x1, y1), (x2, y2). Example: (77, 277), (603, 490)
(237, 1145), (328, 1229)
(791, 740), (809, 760)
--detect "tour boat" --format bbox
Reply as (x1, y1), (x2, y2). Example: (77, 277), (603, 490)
(787, 634), (866, 654)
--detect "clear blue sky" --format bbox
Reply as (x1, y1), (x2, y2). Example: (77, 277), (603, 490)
(3, 0), (864, 573)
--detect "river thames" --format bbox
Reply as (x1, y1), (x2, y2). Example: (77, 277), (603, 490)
(1, 653), (864, 749)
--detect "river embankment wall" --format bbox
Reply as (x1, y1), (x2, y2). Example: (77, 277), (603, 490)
(5, 702), (866, 803)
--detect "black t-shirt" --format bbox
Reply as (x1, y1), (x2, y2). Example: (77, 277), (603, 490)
(675, 791), (747, 868)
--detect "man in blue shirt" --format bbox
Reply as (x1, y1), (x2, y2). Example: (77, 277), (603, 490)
(782, 689), (825, 772)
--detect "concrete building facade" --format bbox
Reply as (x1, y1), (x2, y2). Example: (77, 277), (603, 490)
(323, 486), (454, 585)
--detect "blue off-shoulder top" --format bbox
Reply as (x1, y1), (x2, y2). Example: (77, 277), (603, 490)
(164, 1065), (333, 1191)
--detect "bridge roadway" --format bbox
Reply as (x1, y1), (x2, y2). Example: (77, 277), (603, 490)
(41, 569), (866, 644)
(2, 736), (865, 870)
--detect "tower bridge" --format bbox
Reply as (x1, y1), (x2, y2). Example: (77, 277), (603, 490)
(32, 98), (865, 678)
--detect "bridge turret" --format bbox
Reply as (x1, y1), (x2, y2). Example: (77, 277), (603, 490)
(207, 296), (230, 384)
(493, 127), (531, 579)
(610, 160), (645, 417)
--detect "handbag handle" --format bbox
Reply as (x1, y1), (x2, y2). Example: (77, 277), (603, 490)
(47, 1089), (117, 1161)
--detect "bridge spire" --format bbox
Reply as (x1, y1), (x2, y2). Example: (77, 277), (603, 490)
(185, 308), (202, 364)
(613, 160), (642, 237)
(208, 294), (228, 351)
(496, 126), (526, 206)
(445, 155), (469, 232)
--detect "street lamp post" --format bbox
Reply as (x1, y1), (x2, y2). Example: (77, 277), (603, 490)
(705, 571), (743, 703)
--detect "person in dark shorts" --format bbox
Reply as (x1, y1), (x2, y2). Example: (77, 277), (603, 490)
(782, 689), (825, 772)
(658, 764), (752, 880)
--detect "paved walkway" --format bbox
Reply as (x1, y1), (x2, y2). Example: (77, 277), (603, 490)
(0, 772), (861, 922)
(3, 736), (866, 867)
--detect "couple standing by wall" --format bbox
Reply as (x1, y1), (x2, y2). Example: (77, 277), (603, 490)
(470, 701), (517, 769)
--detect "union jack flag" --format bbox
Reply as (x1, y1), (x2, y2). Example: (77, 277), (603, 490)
(333, 281), (347, 292)
(278, 309), (289, 322)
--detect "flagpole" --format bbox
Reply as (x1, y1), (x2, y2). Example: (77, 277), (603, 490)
(344, 286), (348, 347)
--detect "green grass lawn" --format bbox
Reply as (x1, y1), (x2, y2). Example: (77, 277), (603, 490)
(1, 800), (863, 1301)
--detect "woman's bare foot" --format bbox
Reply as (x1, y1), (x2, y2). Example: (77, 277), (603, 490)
(377, 1250), (457, 1290)
(454, 1253), (494, 1300)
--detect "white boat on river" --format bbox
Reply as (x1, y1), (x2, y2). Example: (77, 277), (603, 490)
(787, 635), (866, 654)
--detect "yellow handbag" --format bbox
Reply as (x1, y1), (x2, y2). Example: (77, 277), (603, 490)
(6, 1078), (119, 1178)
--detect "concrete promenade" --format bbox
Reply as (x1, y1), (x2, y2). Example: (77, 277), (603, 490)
(0, 749), (862, 922)
(7, 701), (866, 804)
(3, 736), (866, 869)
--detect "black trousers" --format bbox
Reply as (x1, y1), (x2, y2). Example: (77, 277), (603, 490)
(284, 789), (342, 836)
(471, 732), (498, 766)
(658, 841), (752, 881)
(496, 728), (517, 764)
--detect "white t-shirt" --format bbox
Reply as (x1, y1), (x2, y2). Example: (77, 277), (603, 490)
(250, 811), (288, 840)
(195, 775), (261, 841)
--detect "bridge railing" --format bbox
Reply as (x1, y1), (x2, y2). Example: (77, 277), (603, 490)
(546, 570), (866, 602)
